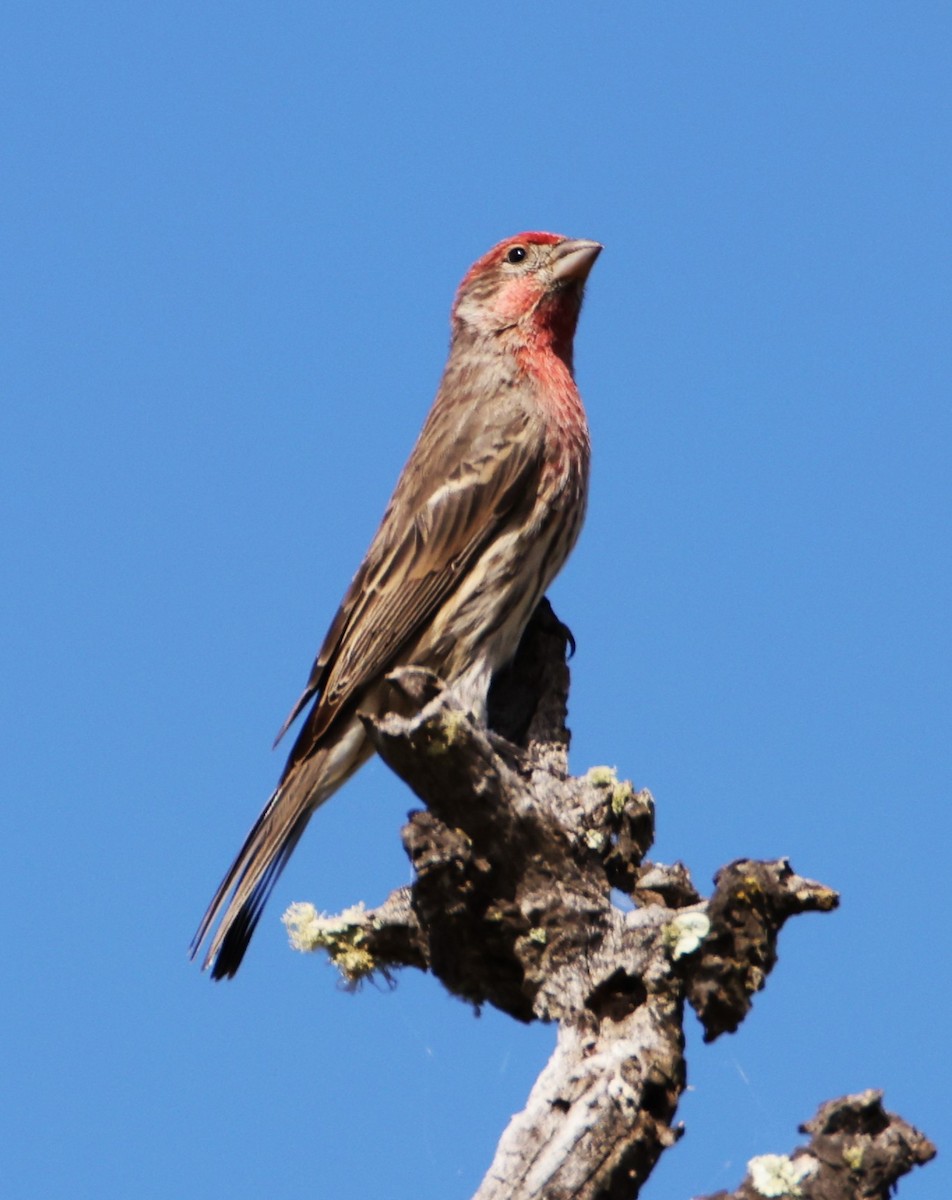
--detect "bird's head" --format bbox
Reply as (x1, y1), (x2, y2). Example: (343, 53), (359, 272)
(452, 233), (602, 364)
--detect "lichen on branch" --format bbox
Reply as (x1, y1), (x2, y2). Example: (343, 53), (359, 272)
(281, 601), (930, 1200)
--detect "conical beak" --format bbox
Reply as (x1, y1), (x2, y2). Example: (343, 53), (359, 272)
(551, 238), (603, 284)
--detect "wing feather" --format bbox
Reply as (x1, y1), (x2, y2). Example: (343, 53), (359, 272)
(276, 393), (544, 766)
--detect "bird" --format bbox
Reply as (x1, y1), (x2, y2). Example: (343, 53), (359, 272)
(191, 232), (602, 978)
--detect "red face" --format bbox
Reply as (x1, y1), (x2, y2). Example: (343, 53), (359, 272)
(452, 233), (600, 351)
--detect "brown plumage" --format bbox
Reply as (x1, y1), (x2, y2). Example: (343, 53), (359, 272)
(191, 232), (601, 978)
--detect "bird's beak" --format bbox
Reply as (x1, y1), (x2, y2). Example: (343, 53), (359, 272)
(551, 238), (603, 284)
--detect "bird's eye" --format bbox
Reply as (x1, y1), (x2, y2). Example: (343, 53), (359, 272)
(506, 246), (527, 264)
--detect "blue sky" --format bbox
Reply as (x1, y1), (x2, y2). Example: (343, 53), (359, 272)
(3, 4), (949, 1197)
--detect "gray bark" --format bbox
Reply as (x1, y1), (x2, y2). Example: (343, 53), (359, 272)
(282, 601), (935, 1199)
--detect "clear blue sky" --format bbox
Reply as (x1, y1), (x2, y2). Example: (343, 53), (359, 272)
(3, 5), (948, 1198)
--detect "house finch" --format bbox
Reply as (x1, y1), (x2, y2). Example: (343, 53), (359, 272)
(191, 232), (601, 978)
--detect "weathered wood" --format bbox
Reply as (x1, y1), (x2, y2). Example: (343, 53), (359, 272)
(699, 1090), (936, 1200)
(283, 602), (932, 1199)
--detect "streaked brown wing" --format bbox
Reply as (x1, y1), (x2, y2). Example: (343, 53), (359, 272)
(271, 554), (373, 746)
(277, 397), (544, 766)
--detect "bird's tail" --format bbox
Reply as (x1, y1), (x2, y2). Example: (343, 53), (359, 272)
(191, 717), (370, 979)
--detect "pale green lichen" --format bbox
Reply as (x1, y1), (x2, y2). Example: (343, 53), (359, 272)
(747, 1153), (818, 1197)
(282, 901), (376, 982)
(283, 901), (323, 951)
(528, 927), (547, 945)
(663, 911), (710, 960)
(424, 708), (467, 754)
(338, 945), (376, 980)
(611, 780), (634, 814)
(586, 765), (616, 788)
(584, 767), (636, 816)
(842, 1144), (864, 1171)
(585, 828), (606, 852)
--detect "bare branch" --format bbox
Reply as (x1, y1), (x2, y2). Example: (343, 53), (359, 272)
(698, 1090), (935, 1200)
(282, 602), (930, 1199)
(682, 858), (840, 1041)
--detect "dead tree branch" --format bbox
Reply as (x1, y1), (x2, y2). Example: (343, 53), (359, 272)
(698, 1090), (936, 1200)
(284, 601), (933, 1199)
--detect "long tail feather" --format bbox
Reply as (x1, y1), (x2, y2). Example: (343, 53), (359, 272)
(191, 718), (370, 978)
